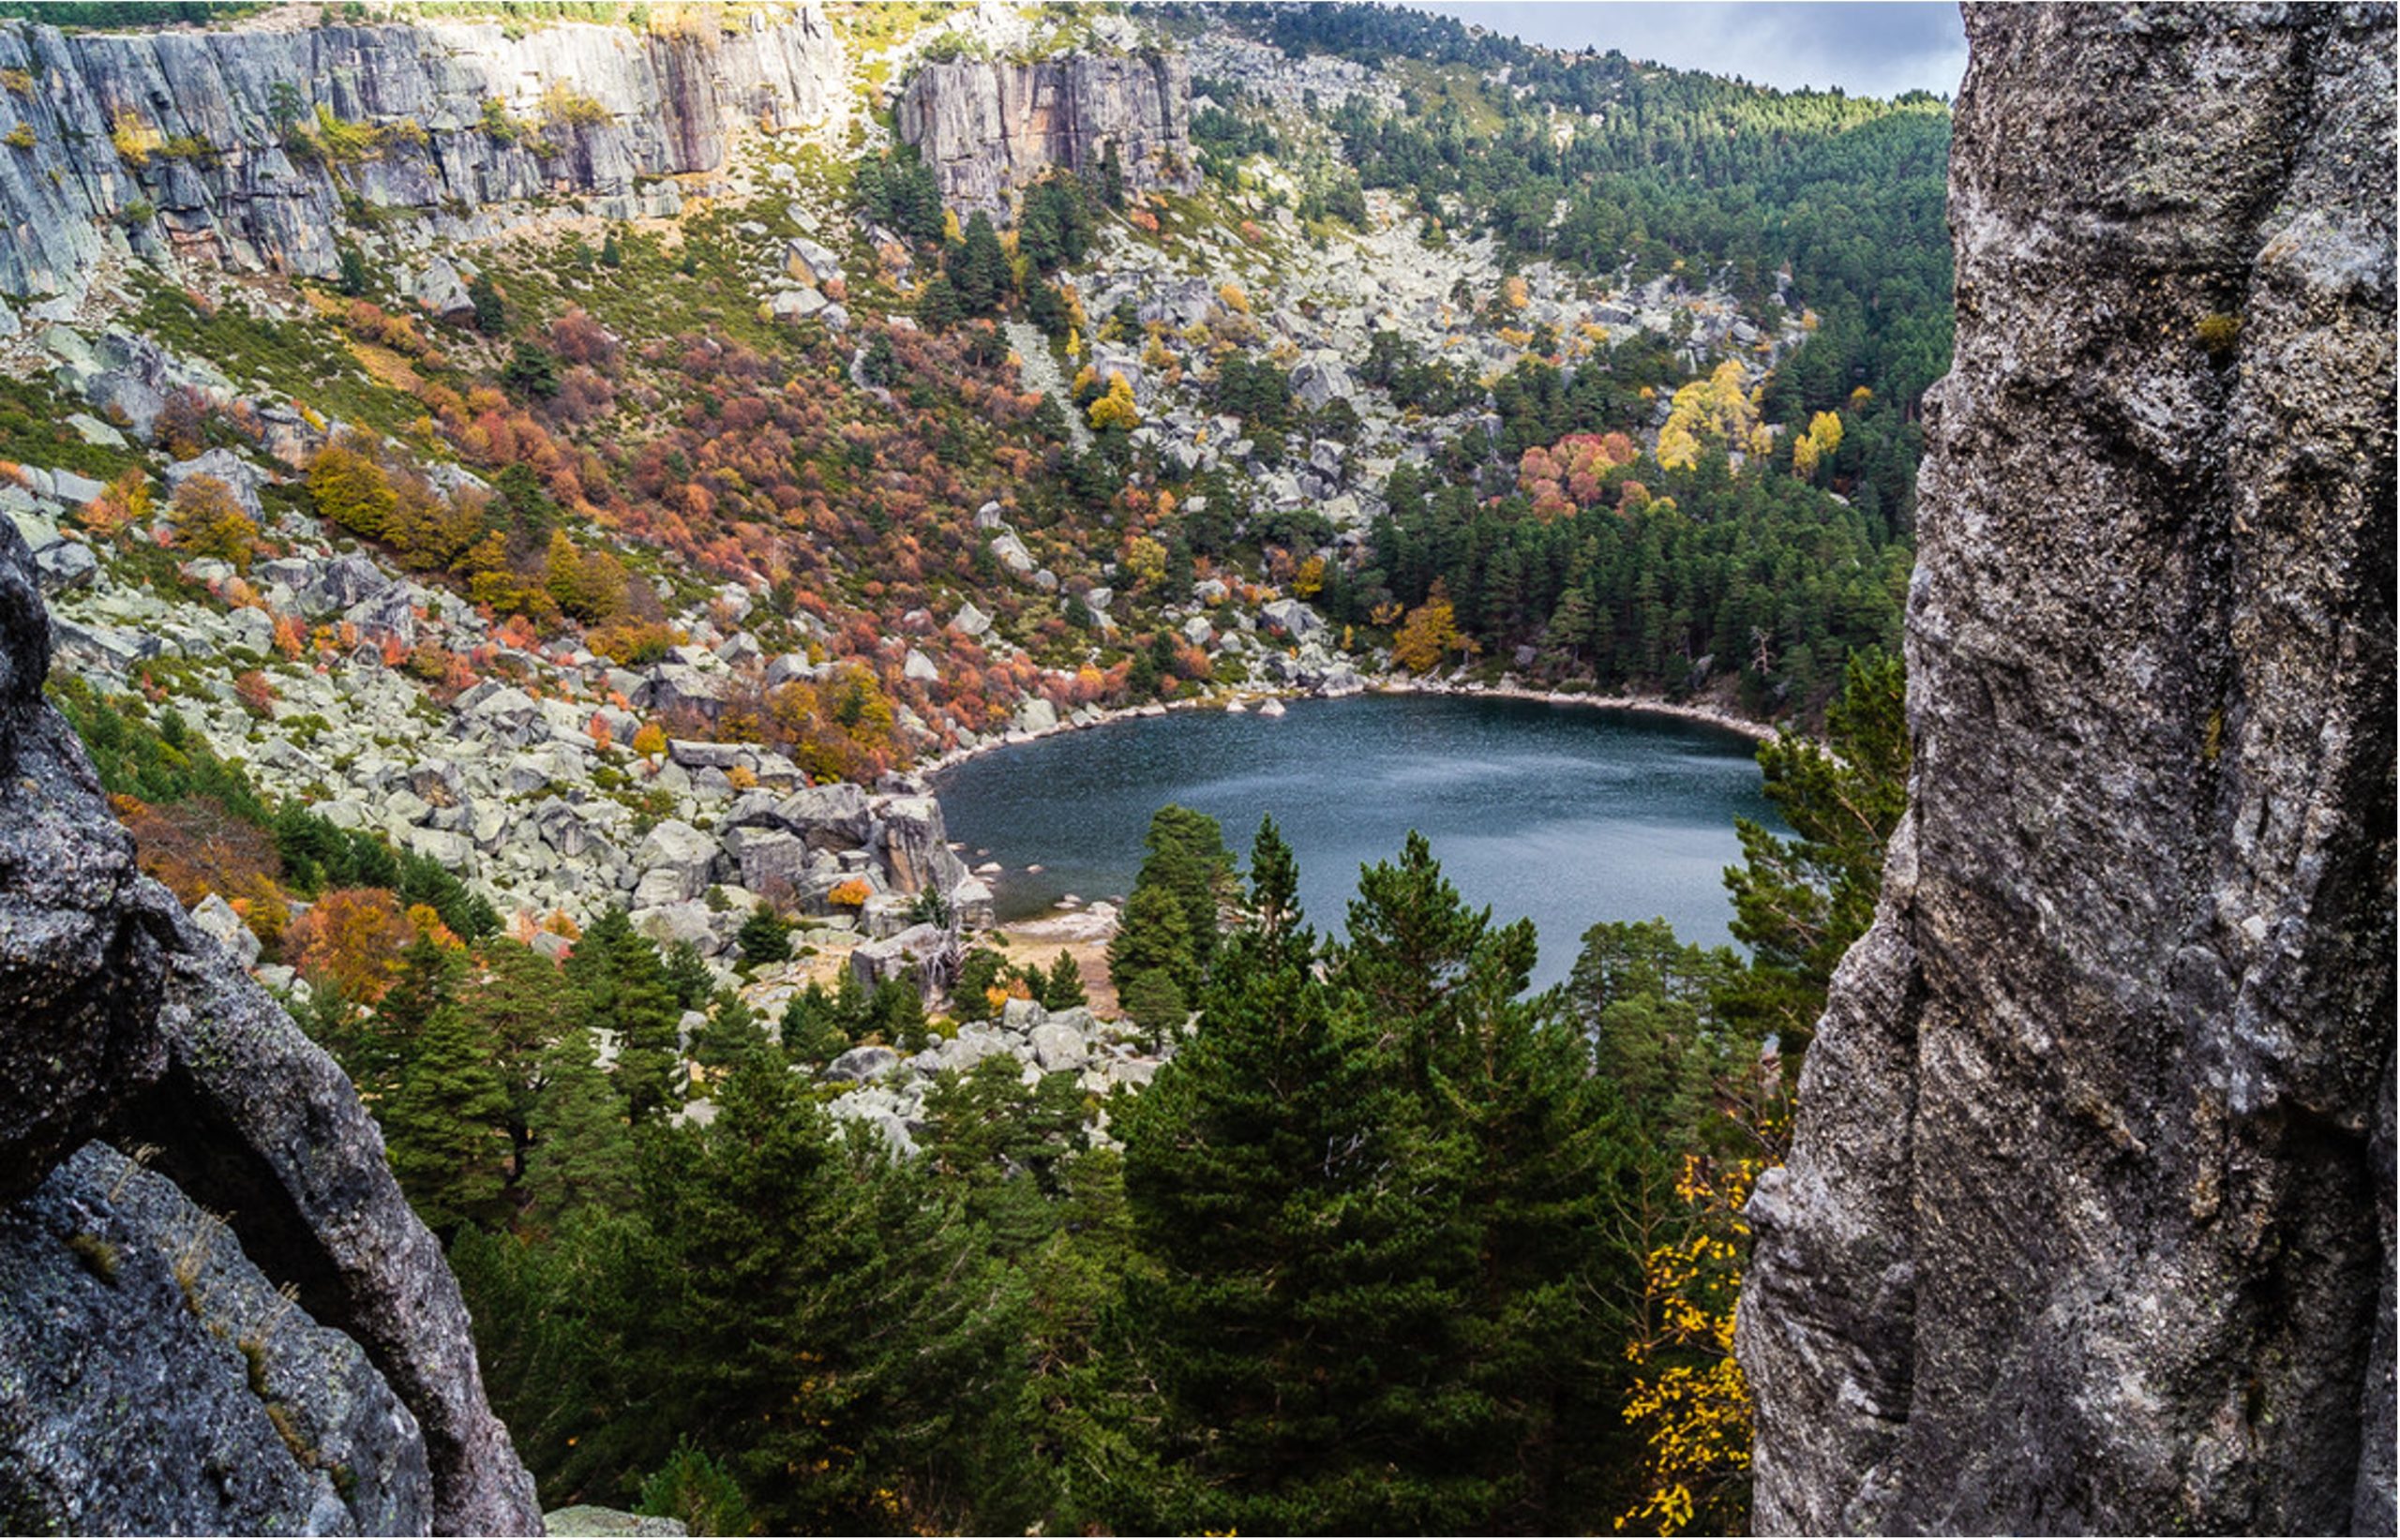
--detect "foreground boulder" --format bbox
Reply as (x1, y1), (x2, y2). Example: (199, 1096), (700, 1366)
(0, 521), (542, 1534)
(1, 1145), (430, 1534)
(1739, 6), (2395, 1534)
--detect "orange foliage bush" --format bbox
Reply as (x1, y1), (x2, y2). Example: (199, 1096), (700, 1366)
(286, 888), (413, 1003)
(115, 794), (283, 917)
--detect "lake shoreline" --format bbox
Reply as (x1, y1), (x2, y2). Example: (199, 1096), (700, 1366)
(921, 674), (1779, 786)
(928, 677), (1780, 978)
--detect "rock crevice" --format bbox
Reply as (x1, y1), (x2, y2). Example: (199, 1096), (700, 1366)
(1, 517), (542, 1533)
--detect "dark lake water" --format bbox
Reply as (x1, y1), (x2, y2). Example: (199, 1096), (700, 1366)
(933, 694), (1778, 987)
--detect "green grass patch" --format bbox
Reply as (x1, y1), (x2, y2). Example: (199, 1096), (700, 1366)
(128, 277), (424, 440)
(0, 374), (139, 481)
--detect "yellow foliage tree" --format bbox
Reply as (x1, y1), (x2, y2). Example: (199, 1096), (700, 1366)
(1791, 411), (1845, 479)
(1391, 585), (1462, 673)
(1658, 361), (1762, 471)
(286, 888), (413, 1005)
(80, 468), (153, 535)
(544, 530), (627, 623)
(1292, 554), (1326, 598)
(768, 662), (898, 784)
(307, 437), (397, 539)
(169, 474), (258, 568)
(1617, 1154), (1762, 1536)
(1087, 372), (1140, 431)
(1123, 533), (1167, 590)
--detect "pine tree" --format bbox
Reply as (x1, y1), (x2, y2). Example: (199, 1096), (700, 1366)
(1120, 823), (1646, 1532)
(695, 988), (769, 1070)
(654, 1055), (1015, 1532)
(1137, 805), (1236, 981)
(503, 341), (561, 399)
(1116, 818), (1432, 1533)
(1028, 277), (1072, 337)
(363, 933), (463, 1099)
(458, 938), (574, 1188)
(467, 269), (507, 335)
(918, 273), (965, 331)
(661, 938), (714, 1011)
(1042, 950), (1088, 1010)
(638, 1443), (755, 1537)
(568, 908), (683, 1122)
(521, 1024), (637, 1225)
(920, 1055), (1088, 1251)
(1118, 967), (1187, 1052)
(779, 980), (850, 1062)
(1107, 882), (1192, 1014)
(950, 210), (1010, 316)
(1335, 836), (1645, 1526)
(1721, 647), (1909, 1061)
(869, 978), (929, 1054)
(735, 901), (792, 968)
(382, 992), (513, 1233)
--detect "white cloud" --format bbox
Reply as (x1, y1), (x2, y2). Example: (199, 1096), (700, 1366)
(1402, 1), (1968, 99)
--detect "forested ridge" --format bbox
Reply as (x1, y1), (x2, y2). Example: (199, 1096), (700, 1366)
(1200, 1), (1952, 713)
(158, 650), (1899, 1535)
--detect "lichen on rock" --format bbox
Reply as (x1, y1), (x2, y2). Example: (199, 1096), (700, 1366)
(1739, 5), (2396, 1533)
(1, 520), (541, 1533)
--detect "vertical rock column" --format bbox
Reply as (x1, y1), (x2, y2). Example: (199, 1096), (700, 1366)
(1739, 4), (2394, 1533)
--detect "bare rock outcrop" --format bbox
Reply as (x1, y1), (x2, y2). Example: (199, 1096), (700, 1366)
(895, 50), (1193, 216)
(2, 1145), (430, 1535)
(0, 518), (542, 1533)
(0, 6), (845, 301)
(1740, 5), (2395, 1534)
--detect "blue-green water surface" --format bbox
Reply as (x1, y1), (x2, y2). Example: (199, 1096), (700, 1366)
(933, 695), (1778, 987)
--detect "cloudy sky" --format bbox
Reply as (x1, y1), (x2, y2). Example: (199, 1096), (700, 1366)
(1404, 2), (1968, 99)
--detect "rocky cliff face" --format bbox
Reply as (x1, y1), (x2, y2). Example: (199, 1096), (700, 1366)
(0, 520), (541, 1533)
(895, 50), (1193, 216)
(1739, 5), (2395, 1534)
(0, 6), (844, 305)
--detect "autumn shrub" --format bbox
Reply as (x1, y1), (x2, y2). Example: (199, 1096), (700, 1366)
(234, 670), (278, 718)
(1391, 585), (1463, 673)
(308, 436), (398, 538)
(115, 792), (283, 913)
(286, 887), (414, 1003)
(169, 474), (259, 568)
(767, 662), (898, 784)
(590, 620), (681, 667)
(76, 469), (153, 536)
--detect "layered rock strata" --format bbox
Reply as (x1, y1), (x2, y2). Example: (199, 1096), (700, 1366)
(1740, 5), (2395, 1533)
(896, 50), (1193, 215)
(0, 6), (844, 302)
